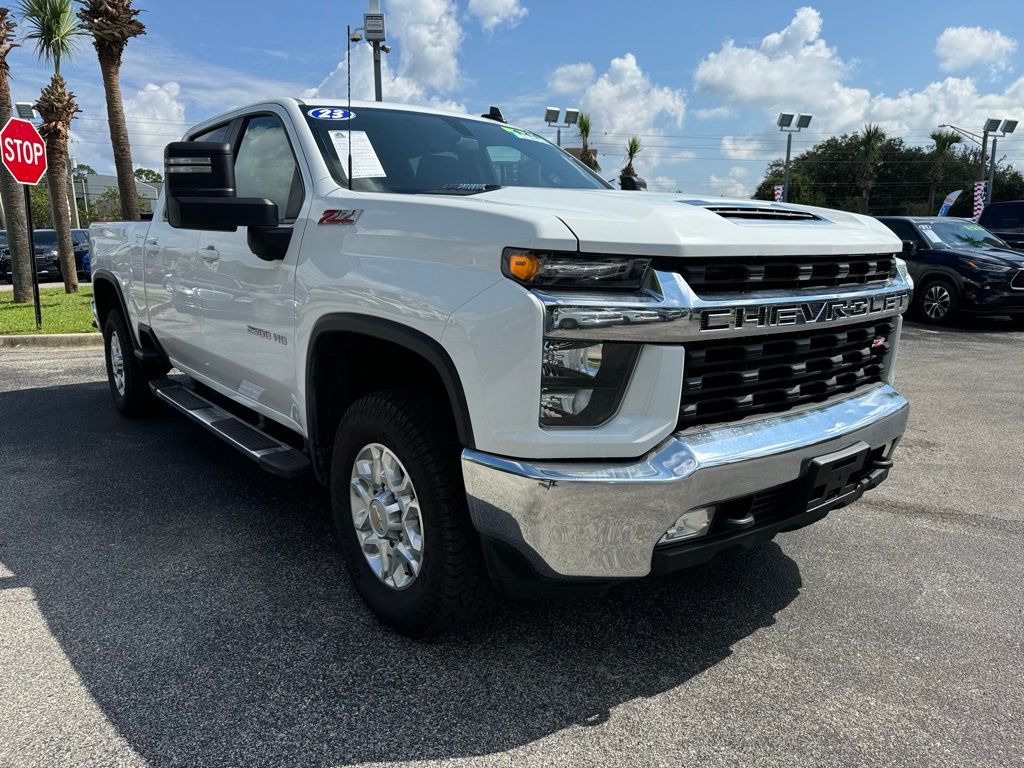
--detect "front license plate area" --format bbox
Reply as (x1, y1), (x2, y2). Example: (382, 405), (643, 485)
(804, 441), (872, 512)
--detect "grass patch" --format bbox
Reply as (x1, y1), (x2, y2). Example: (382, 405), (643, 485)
(0, 284), (97, 335)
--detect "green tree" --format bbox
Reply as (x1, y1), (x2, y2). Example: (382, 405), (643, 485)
(133, 167), (162, 183)
(0, 6), (34, 304)
(29, 181), (54, 227)
(928, 130), (961, 213)
(856, 124), (887, 214)
(72, 161), (95, 179)
(19, 0), (82, 293)
(621, 136), (642, 177)
(78, 0), (145, 221)
(576, 112), (600, 172)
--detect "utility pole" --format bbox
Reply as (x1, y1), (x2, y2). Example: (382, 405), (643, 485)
(988, 137), (997, 203)
(777, 112), (813, 203)
(783, 132), (793, 203)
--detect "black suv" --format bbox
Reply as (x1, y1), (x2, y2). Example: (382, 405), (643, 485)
(876, 216), (1024, 323)
(0, 229), (91, 283)
(979, 200), (1024, 250)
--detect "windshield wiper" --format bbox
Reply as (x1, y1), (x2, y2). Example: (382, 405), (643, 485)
(419, 184), (502, 196)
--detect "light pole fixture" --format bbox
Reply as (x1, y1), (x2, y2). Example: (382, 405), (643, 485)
(777, 112), (812, 203)
(349, 0), (388, 102)
(984, 118), (1017, 203)
(545, 107), (580, 148)
(14, 102), (36, 121)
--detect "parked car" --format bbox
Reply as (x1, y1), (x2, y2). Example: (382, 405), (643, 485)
(30, 229), (62, 281)
(876, 216), (1024, 323)
(90, 98), (912, 636)
(0, 230), (9, 283)
(979, 200), (1024, 250)
(72, 228), (92, 281)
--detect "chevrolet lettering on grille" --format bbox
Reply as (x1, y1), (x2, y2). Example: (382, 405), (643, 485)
(700, 291), (909, 332)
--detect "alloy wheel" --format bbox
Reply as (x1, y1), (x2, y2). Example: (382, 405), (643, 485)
(109, 332), (126, 395)
(349, 443), (425, 590)
(923, 284), (951, 320)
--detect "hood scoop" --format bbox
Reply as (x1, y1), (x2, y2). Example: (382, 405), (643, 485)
(679, 199), (824, 222)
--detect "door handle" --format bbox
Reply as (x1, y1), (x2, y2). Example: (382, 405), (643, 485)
(200, 245), (220, 262)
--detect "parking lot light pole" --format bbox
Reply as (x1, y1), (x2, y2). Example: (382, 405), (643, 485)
(544, 107), (579, 147)
(777, 112), (812, 203)
(985, 120), (1017, 203)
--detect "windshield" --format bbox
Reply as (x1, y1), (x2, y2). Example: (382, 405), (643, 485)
(918, 220), (1008, 250)
(304, 106), (609, 194)
(33, 230), (57, 247)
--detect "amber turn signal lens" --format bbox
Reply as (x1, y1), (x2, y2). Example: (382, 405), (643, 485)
(507, 252), (540, 281)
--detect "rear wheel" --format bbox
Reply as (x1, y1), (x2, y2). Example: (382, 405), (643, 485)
(103, 312), (157, 417)
(330, 389), (493, 637)
(916, 277), (959, 324)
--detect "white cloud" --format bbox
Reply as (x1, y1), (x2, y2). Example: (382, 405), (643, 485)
(467, 0), (527, 33)
(548, 63), (596, 94)
(694, 7), (1024, 137)
(935, 26), (1017, 73)
(721, 136), (763, 160)
(580, 53), (686, 138)
(707, 166), (752, 199)
(306, 0), (464, 110)
(647, 175), (681, 192)
(694, 106), (734, 120)
(121, 83), (187, 170)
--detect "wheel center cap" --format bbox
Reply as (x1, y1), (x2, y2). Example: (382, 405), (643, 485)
(368, 497), (389, 537)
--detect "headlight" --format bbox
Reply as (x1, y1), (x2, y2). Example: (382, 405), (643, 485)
(894, 256), (914, 291)
(503, 247), (651, 291)
(540, 341), (640, 427)
(963, 259), (1013, 275)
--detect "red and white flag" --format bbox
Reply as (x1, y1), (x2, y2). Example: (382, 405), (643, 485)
(973, 181), (988, 222)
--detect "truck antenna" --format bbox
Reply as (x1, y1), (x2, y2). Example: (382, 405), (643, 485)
(346, 25), (353, 191)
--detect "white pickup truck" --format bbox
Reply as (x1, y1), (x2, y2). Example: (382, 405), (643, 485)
(91, 99), (912, 636)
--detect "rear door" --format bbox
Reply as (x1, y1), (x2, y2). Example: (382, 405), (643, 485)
(194, 110), (307, 421)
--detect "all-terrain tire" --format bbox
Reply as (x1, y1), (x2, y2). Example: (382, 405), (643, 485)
(103, 311), (157, 417)
(330, 389), (494, 637)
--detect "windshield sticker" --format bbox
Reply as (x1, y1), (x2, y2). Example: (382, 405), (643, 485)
(328, 130), (386, 178)
(309, 108), (355, 121)
(501, 126), (545, 143)
(964, 224), (984, 231)
(922, 228), (943, 244)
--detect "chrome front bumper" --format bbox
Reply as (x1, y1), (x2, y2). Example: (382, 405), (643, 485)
(462, 384), (908, 580)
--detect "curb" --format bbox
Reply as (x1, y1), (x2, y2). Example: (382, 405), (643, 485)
(0, 333), (103, 349)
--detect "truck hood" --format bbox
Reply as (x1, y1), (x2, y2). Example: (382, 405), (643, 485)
(478, 188), (901, 258)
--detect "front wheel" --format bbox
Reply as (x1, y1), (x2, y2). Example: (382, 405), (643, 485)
(915, 277), (959, 324)
(330, 390), (493, 637)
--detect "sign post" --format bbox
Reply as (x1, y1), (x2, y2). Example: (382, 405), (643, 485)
(1, 117), (48, 329)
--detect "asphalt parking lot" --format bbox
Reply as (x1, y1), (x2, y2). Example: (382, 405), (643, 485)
(1, 318), (1022, 768)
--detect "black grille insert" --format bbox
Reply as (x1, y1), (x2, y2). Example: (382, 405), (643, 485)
(1012, 270), (1024, 290)
(703, 205), (822, 222)
(667, 255), (897, 295)
(678, 318), (895, 429)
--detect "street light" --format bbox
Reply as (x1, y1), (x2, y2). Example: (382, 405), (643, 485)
(777, 112), (812, 203)
(985, 118), (1017, 203)
(14, 102), (36, 121)
(545, 106), (579, 147)
(349, 0), (388, 101)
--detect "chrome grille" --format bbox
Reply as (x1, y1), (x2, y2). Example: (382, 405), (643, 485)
(670, 255), (897, 296)
(677, 318), (895, 429)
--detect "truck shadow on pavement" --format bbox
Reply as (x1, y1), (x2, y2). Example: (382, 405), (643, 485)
(0, 381), (803, 767)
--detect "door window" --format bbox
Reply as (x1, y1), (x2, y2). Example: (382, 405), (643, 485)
(235, 115), (302, 222)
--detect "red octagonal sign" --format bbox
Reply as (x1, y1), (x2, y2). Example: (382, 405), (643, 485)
(1, 117), (47, 185)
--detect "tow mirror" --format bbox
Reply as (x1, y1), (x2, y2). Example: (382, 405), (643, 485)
(620, 174), (647, 191)
(901, 240), (917, 257)
(164, 142), (278, 232)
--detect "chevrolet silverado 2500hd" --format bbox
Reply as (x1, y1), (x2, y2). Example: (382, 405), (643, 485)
(90, 99), (912, 636)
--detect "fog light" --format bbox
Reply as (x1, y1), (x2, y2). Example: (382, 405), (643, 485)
(659, 506), (715, 544)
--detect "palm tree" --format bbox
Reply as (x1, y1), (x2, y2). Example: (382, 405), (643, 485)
(855, 124), (886, 214)
(0, 7), (34, 304)
(622, 136), (642, 177)
(19, 0), (81, 293)
(928, 129), (962, 213)
(78, 0), (144, 221)
(576, 112), (600, 172)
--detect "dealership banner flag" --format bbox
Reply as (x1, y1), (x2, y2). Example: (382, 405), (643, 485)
(937, 189), (962, 217)
(773, 184), (784, 202)
(973, 181), (987, 222)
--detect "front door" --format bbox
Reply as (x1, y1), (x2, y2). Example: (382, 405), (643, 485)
(196, 111), (307, 422)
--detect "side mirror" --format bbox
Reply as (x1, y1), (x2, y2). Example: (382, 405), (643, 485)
(620, 174), (647, 191)
(901, 239), (917, 257)
(164, 142), (278, 232)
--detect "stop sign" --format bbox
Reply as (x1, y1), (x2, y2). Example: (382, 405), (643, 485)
(1, 117), (47, 185)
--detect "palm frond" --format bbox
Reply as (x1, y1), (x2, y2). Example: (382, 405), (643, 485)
(18, 0), (82, 74)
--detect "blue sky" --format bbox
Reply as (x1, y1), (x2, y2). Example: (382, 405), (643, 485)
(8, 1), (1024, 196)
